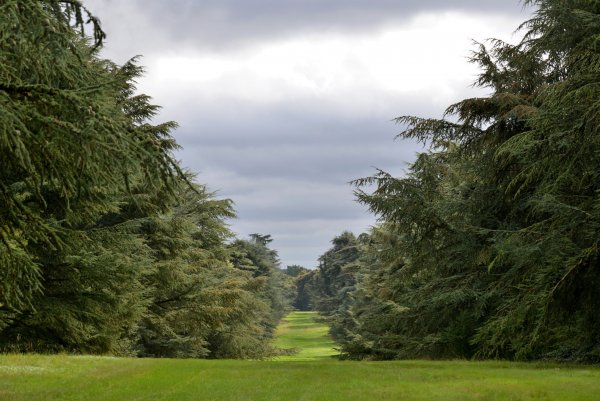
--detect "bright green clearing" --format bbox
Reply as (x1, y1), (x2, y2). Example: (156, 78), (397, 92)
(1, 312), (599, 401)
(272, 311), (338, 360)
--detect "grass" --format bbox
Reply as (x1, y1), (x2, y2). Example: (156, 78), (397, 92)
(0, 311), (599, 401)
(272, 311), (338, 360)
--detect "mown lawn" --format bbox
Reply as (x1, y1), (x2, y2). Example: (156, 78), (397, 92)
(272, 311), (338, 360)
(1, 312), (599, 401)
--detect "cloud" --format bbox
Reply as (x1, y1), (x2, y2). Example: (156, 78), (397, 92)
(87, 0), (529, 54)
(170, 96), (423, 268)
(81, 0), (531, 267)
(173, 103), (424, 180)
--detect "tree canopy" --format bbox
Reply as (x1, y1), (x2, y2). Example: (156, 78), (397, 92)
(0, 0), (294, 358)
(318, 0), (600, 362)
(2, 0), (598, 363)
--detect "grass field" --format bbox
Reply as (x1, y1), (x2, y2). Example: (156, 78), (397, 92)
(1, 311), (599, 401)
(272, 311), (338, 360)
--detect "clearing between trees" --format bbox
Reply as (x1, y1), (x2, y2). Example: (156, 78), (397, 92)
(272, 311), (338, 360)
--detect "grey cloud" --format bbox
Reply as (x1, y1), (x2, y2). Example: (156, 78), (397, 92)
(174, 105), (419, 267)
(87, 0), (529, 54)
(220, 181), (369, 221)
(167, 92), (442, 266)
(172, 103), (433, 147)
(157, 89), (469, 267)
(156, 90), (445, 153)
(81, 0), (525, 267)
(175, 119), (423, 184)
(147, 0), (523, 42)
(178, 140), (419, 187)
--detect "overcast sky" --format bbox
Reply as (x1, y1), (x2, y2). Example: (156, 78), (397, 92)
(86, 0), (532, 268)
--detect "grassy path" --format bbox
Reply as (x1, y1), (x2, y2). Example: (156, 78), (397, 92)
(0, 313), (599, 400)
(272, 311), (338, 360)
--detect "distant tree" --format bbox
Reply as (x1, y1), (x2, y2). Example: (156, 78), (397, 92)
(292, 271), (315, 311)
(310, 232), (363, 342)
(312, 232), (359, 314)
(224, 234), (290, 354)
(283, 265), (309, 277)
(276, 264), (314, 311)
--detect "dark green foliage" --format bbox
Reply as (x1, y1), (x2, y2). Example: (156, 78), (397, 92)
(135, 182), (235, 358)
(342, 0), (600, 362)
(0, 0), (181, 352)
(279, 265), (313, 311)
(283, 265), (310, 277)
(229, 235), (291, 330)
(138, 205), (287, 359)
(0, 1), (288, 359)
(292, 270), (315, 311)
(310, 232), (363, 343)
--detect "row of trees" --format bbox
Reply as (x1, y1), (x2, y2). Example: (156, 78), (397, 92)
(3, 0), (597, 362)
(307, 0), (599, 362)
(0, 0), (292, 358)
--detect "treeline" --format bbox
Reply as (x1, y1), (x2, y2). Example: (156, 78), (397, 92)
(3, 0), (598, 363)
(301, 0), (600, 362)
(0, 1), (293, 358)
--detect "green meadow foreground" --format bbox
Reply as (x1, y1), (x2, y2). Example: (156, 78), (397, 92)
(1, 312), (599, 401)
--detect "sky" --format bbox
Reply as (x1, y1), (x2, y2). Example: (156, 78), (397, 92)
(85, 0), (533, 268)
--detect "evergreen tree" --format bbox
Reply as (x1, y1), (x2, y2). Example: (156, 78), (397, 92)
(229, 235), (290, 327)
(291, 270), (316, 311)
(283, 265), (310, 278)
(0, 1), (295, 359)
(135, 181), (236, 358)
(346, 0), (600, 361)
(0, 0), (183, 351)
(311, 232), (362, 343)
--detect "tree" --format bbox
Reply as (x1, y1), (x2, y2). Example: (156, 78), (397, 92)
(280, 265), (312, 311)
(0, 0), (296, 359)
(283, 265), (309, 277)
(229, 235), (290, 327)
(0, 0), (181, 352)
(346, 0), (600, 361)
(135, 181), (237, 358)
(291, 272), (313, 311)
(310, 232), (363, 343)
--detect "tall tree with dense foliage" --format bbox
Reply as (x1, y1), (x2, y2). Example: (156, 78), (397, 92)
(345, 0), (600, 361)
(135, 181), (237, 358)
(0, 0), (183, 352)
(0, 1), (289, 359)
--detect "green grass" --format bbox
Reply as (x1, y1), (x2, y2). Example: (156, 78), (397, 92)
(1, 311), (599, 400)
(272, 311), (339, 360)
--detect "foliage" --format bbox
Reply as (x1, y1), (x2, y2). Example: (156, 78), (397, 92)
(342, 0), (600, 362)
(135, 181), (237, 358)
(282, 265), (310, 278)
(281, 265), (313, 311)
(0, 0), (289, 359)
(291, 270), (315, 311)
(308, 232), (364, 343)
(0, 0), (181, 352)
(228, 235), (291, 333)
